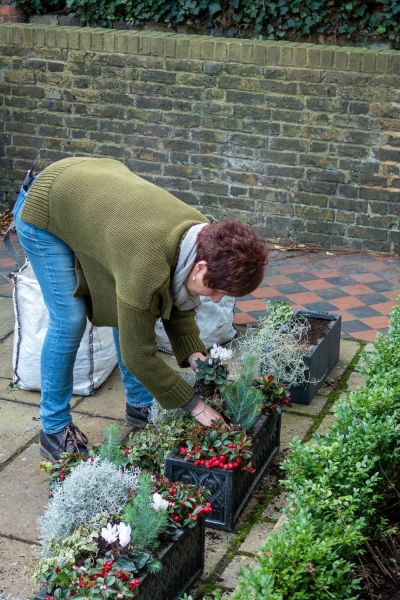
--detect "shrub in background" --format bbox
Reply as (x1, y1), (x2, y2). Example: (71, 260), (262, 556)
(233, 302), (400, 599)
(13, 0), (400, 45)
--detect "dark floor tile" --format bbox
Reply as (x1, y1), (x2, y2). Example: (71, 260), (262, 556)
(342, 320), (372, 333)
(275, 283), (308, 294)
(244, 310), (271, 320)
(356, 292), (390, 305)
(366, 280), (399, 292)
(300, 301), (339, 313)
(348, 306), (381, 318)
(317, 288), (349, 300)
(337, 264), (369, 274)
(288, 271), (319, 282)
(326, 276), (359, 286)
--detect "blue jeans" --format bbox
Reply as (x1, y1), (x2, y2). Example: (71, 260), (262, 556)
(13, 186), (152, 434)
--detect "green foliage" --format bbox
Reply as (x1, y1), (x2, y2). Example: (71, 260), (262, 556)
(181, 420), (253, 469)
(257, 375), (291, 414)
(264, 299), (295, 330)
(12, 0), (64, 17)
(36, 555), (142, 597)
(195, 356), (229, 387)
(233, 301), (400, 599)
(34, 524), (100, 580)
(13, 0), (400, 44)
(126, 413), (194, 474)
(221, 355), (263, 430)
(97, 423), (125, 466)
(123, 473), (169, 552)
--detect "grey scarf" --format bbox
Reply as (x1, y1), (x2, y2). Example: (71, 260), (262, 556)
(163, 223), (207, 318)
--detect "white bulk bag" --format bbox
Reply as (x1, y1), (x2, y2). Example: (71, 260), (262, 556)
(155, 295), (236, 353)
(11, 261), (117, 396)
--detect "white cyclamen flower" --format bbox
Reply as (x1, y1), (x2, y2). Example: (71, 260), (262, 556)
(210, 343), (232, 362)
(101, 523), (119, 544)
(151, 492), (169, 511)
(118, 522), (132, 548)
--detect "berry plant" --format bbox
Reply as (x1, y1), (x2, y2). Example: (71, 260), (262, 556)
(179, 421), (254, 473)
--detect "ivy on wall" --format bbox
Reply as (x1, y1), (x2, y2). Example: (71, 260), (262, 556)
(12, 0), (400, 45)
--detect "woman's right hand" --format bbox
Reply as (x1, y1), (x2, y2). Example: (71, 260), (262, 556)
(190, 398), (222, 427)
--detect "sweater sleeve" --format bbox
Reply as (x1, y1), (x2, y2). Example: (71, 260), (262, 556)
(161, 306), (207, 367)
(117, 298), (197, 409)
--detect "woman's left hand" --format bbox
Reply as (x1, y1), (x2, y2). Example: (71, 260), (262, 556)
(188, 352), (206, 372)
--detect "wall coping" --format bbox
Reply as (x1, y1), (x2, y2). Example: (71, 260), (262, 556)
(0, 23), (399, 74)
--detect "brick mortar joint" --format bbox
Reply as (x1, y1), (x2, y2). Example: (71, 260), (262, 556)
(0, 23), (398, 73)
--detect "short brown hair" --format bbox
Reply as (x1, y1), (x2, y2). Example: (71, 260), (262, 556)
(196, 219), (268, 297)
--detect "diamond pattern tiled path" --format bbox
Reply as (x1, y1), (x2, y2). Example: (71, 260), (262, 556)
(1, 235), (399, 343)
(234, 248), (400, 342)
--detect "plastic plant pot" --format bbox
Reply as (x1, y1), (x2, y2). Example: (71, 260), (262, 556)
(289, 311), (341, 405)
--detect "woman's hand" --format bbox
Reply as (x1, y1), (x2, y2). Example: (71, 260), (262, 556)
(190, 398), (223, 427)
(188, 352), (206, 372)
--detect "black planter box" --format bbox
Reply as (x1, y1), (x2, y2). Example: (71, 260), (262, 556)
(34, 518), (204, 600)
(165, 411), (281, 532)
(138, 517), (205, 600)
(289, 311), (341, 405)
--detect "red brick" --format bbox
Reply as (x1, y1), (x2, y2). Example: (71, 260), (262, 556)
(360, 315), (390, 329)
(350, 273), (382, 284)
(286, 291), (322, 304)
(300, 279), (334, 291)
(383, 290), (400, 301)
(341, 284), (374, 296)
(370, 301), (396, 315)
(235, 299), (267, 312)
(310, 269), (343, 279)
(328, 296), (366, 310)
(263, 275), (292, 286)
(350, 329), (379, 342)
(234, 312), (257, 325)
(251, 287), (281, 299)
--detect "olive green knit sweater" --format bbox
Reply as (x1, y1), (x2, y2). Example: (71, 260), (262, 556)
(22, 157), (208, 409)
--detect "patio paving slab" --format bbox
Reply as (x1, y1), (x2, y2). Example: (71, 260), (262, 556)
(280, 412), (313, 451)
(239, 521), (276, 554)
(0, 399), (40, 467)
(218, 555), (256, 591)
(0, 297), (13, 340)
(0, 538), (38, 598)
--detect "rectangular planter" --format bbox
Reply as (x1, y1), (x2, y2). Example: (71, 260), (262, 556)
(165, 411), (281, 532)
(34, 518), (205, 600)
(289, 311), (341, 405)
(138, 517), (205, 600)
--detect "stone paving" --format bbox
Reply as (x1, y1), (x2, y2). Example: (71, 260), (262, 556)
(0, 288), (367, 598)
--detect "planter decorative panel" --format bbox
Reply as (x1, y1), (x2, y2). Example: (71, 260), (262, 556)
(138, 517), (205, 600)
(35, 518), (205, 600)
(289, 311), (341, 405)
(165, 412), (281, 531)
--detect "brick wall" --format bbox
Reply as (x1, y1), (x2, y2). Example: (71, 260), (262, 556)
(0, 24), (399, 253)
(0, 1), (23, 23)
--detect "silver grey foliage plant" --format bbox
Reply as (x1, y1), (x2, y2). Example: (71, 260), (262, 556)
(233, 301), (312, 390)
(38, 457), (141, 547)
